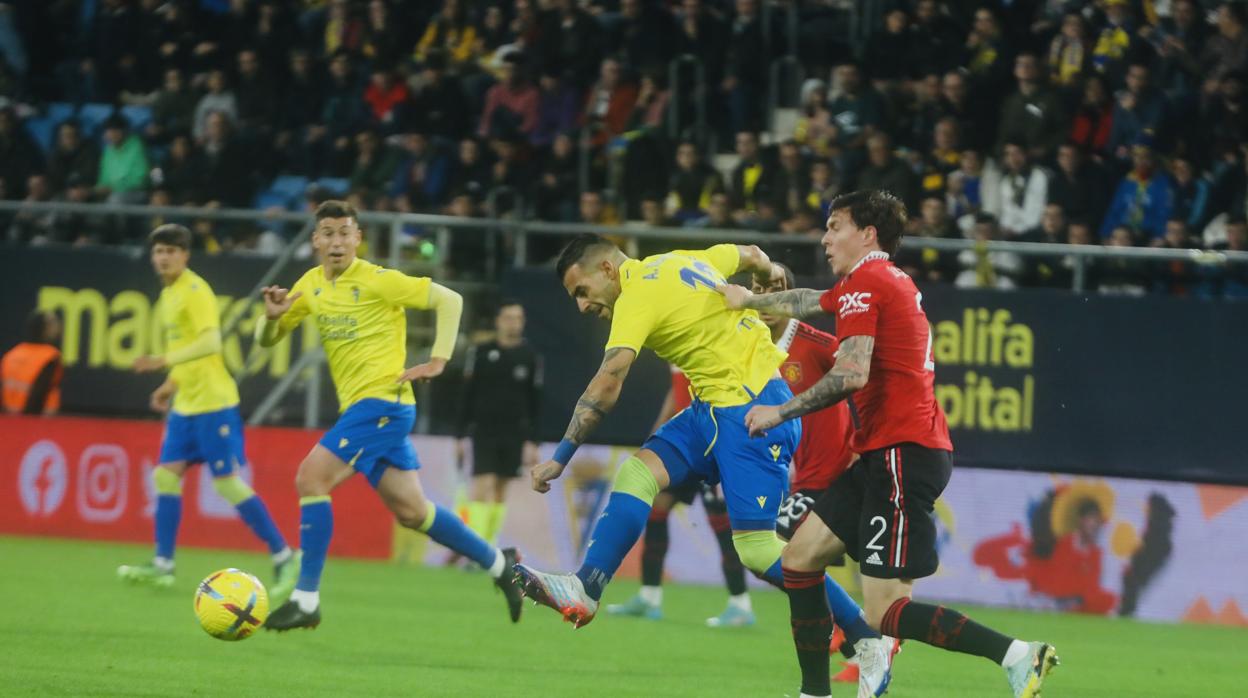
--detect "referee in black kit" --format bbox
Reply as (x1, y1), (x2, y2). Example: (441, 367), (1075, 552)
(456, 300), (543, 546)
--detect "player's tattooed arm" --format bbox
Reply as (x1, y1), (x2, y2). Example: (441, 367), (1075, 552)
(740, 288), (825, 320)
(563, 347), (637, 445)
(778, 336), (874, 420)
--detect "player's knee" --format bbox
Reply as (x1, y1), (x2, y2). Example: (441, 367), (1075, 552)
(152, 466), (183, 496)
(732, 529), (785, 574)
(780, 536), (824, 572)
(613, 455), (661, 505)
(294, 460), (333, 497)
(392, 497), (430, 531)
(212, 475), (255, 506)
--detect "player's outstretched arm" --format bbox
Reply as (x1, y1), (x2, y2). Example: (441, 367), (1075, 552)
(531, 347), (637, 493)
(744, 336), (874, 436)
(396, 283), (462, 383)
(255, 285), (303, 347)
(718, 284), (825, 320)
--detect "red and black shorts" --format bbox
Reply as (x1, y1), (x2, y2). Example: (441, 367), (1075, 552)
(775, 488), (827, 541)
(812, 443), (952, 580)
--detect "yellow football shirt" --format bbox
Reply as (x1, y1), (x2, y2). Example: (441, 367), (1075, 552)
(159, 269), (240, 415)
(605, 244), (786, 407)
(279, 258), (432, 411)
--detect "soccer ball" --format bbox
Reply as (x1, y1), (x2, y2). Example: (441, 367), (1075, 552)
(194, 568), (269, 641)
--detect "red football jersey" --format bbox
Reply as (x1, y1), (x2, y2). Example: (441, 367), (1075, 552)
(819, 252), (953, 453)
(775, 320), (856, 491)
(670, 364), (693, 411)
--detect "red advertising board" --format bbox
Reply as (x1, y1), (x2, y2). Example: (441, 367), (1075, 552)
(1, 414), (394, 558)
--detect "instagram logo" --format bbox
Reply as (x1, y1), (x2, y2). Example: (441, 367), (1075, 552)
(77, 445), (129, 523)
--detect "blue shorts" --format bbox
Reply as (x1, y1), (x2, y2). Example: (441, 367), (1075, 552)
(319, 399), (420, 488)
(159, 406), (247, 477)
(643, 379), (802, 531)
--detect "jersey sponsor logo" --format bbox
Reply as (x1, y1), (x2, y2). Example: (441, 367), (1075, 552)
(781, 362), (803, 384)
(769, 444), (782, 461)
(756, 495), (768, 509)
(837, 292), (873, 317)
(866, 551), (884, 565)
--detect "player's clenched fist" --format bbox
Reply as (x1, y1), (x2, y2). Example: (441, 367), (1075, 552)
(530, 459), (566, 493)
(716, 283), (753, 310)
(261, 285), (302, 319)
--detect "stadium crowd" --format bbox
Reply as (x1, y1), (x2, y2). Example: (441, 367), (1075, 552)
(0, 0), (1246, 295)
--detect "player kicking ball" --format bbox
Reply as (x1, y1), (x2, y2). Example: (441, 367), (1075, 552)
(119, 225), (298, 598)
(255, 201), (524, 630)
(721, 190), (1058, 698)
(513, 236), (897, 697)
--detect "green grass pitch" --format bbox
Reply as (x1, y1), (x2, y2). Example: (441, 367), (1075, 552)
(2, 536), (1243, 697)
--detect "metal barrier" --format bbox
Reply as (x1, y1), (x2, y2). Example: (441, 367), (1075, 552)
(767, 55), (805, 133)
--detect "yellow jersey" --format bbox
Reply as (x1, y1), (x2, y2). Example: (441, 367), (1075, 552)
(159, 269), (239, 415)
(605, 244), (786, 407)
(280, 258), (433, 411)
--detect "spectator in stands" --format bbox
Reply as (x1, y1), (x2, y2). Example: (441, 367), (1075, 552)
(1108, 63), (1169, 164)
(828, 63), (884, 151)
(1092, 0), (1138, 85)
(1170, 155), (1211, 232)
(447, 137), (491, 202)
(1198, 70), (1248, 164)
(911, 0), (963, 75)
(1215, 216), (1248, 298)
(1, 310), (63, 416)
(1048, 13), (1090, 90)
(193, 69), (238, 142)
(864, 8), (915, 93)
(1216, 216), (1248, 252)
(666, 141), (723, 223)
(937, 69), (992, 152)
(364, 67), (409, 131)
(897, 195), (957, 284)
(690, 191), (736, 229)
(0, 107), (41, 200)
(610, 0), (677, 76)
(157, 133), (205, 205)
(479, 53), (539, 141)
(1069, 73), (1115, 155)
(675, 0), (728, 89)
(361, 0), (404, 69)
(234, 49), (277, 139)
(532, 69), (580, 148)
(803, 159), (841, 215)
(537, 0), (602, 90)
(1203, 2), (1248, 82)
(998, 52), (1066, 161)
(577, 189), (619, 226)
(348, 129), (399, 203)
(907, 73), (943, 153)
(857, 132), (917, 212)
(1152, 0), (1207, 103)
(324, 0), (365, 58)
(277, 50), (324, 174)
(919, 116), (963, 197)
(1099, 225), (1150, 296)
(640, 198), (675, 228)
(998, 141), (1048, 238)
(729, 131), (771, 216)
(1049, 143), (1109, 227)
(955, 212), (1024, 289)
(1023, 204), (1075, 288)
(407, 51), (471, 140)
(46, 122), (98, 196)
(722, 0), (767, 134)
(794, 78), (835, 157)
(947, 148), (1002, 222)
(1153, 218), (1201, 295)
(534, 132), (579, 221)
(96, 115), (149, 204)
(6, 175), (56, 245)
(963, 7), (1010, 97)
(390, 132), (449, 214)
(146, 67), (197, 145)
(200, 112), (255, 208)
(626, 71), (670, 132)
(771, 140), (808, 218)
(1101, 138), (1174, 240)
(317, 51), (367, 174)
(583, 57), (637, 146)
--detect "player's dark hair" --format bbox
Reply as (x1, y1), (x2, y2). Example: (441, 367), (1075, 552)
(555, 234), (615, 281)
(772, 261), (796, 290)
(315, 199), (358, 222)
(148, 223), (192, 250)
(25, 310), (55, 343)
(827, 190), (908, 257)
